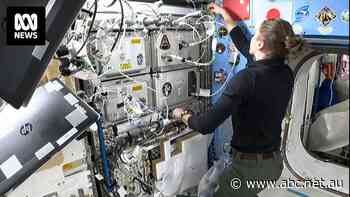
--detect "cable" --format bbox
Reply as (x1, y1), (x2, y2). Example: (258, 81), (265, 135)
(188, 33), (213, 47)
(74, 0), (98, 57)
(207, 66), (235, 97)
(110, 0), (124, 52)
(102, 70), (170, 124)
(116, 21), (127, 51)
(190, 0), (197, 12)
(196, 15), (214, 24)
(172, 10), (203, 25)
(177, 22), (201, 41)
(194, 65), (236, 98)
(187, 21), (216, 47)
(167, 54), (214, 66)
(329, 77), (335, 106)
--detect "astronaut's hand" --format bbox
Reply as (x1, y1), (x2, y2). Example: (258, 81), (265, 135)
(172, 108), (185, 120)
(208, 3), (226, 16)
(208, 3), (237, 31)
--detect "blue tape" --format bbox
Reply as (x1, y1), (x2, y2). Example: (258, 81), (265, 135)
(97, 119), (113, 192)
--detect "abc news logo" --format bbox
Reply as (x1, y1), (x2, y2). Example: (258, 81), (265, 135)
(7, 7), (45, 45)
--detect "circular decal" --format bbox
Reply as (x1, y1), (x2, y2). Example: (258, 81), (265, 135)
(266, 8), (281, 20)
(162, 82), (172, 97)
(216, 43), (226, 54)
(218, 26), (228, 37)
(20, 123), (33, 136)
(137, 54), (144, 65)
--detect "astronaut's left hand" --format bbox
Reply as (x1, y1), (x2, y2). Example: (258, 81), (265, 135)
(172, 108), (185, 120)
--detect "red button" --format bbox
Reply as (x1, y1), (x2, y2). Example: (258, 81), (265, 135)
(266, 8), (281, 20)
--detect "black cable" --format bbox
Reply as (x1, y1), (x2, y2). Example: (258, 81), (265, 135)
(110, 0), (124, 52)
(74, 0), (98, 57)
(107, 0), (118, 7)
(133, 177), (152, 194)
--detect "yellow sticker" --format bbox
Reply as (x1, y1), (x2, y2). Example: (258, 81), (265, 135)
(132, 84), (143, 92)
(131, 37), (141, 44)
(120, 63), (132, 70)
(63, 160), (82, 171)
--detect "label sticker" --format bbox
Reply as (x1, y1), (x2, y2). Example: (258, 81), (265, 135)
(120, 63), (132, 70)
(132, 84), (143, 92)
(74, 104), (87, 115)
(35, 143), (55, 160)
(315, 7), (336, 26)
(45, 80), (63, 93)
(131, 37), (141, 44)
(65, 108), (88, 127)
(62, 159), (87, 177)
(0, 155), (23, 179)
(160, 35), (171, 50)
(32, 40), (49, 60)
(44, 81), (56, 93)
(64, 93), (79, 106)
(56, 128), (78, 146)
(51, 80), (63, 91)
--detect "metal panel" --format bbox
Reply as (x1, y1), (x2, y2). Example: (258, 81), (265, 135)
(104, 31), (151, 77)
(151, 30), (201, 72)
(153, 68), (200, 108)
(101, 74), (153, 124)
(6, 140), (96, 197)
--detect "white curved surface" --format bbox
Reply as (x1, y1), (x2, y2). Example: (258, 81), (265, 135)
(285, 54), (349, 195)
(309, 101), (349, 152)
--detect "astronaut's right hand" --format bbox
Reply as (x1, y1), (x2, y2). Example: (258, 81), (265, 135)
(208, 3), (237, 31)
(208, 3), (226, 15)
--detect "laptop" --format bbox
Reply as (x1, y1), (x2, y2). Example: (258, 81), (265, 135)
(0, 79), (99, 194)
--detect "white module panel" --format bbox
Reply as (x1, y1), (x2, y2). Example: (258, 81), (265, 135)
(6, 140), (95, 197)
(153, 68), (199, 108)
(101, 75), (153, 124)
(107, 32), (149, 75)
(152, 30), (201, 72)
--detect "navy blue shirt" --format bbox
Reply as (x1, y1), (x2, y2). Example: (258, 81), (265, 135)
(188, 26), (294, 153)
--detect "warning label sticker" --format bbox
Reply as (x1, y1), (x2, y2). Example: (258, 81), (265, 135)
(160, 35), (171, 50)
